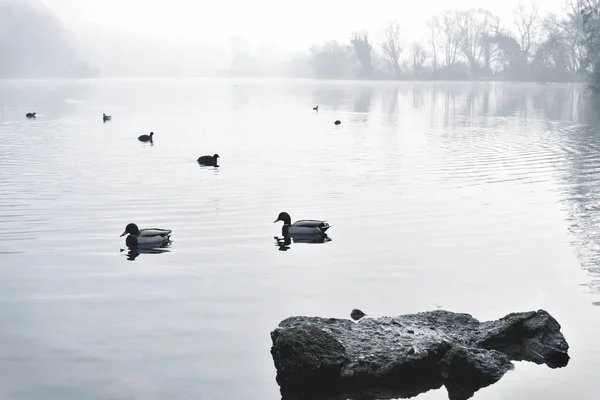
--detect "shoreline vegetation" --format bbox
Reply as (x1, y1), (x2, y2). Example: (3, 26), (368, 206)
(2, 1), (600, 91)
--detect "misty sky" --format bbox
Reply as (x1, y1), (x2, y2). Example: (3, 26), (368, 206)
(43, 0), (566, 51)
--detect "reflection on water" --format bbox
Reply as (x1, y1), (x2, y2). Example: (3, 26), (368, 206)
(1, 79), (600, 399)
(274, 234), (332, 251)
(120, 244), (172, 261)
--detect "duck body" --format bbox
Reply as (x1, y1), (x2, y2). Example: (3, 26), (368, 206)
(138, 132), (154, 142)
(103, 113), (111, 122)
(334, 120), (341, 125)
(26, 112), (36, 118)
(197, 154), (220, 166)
(120, 223), (171, 247)
(273, 212), (330, 236)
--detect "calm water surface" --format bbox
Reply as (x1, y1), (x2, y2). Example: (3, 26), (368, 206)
(0, 79), (599, 399)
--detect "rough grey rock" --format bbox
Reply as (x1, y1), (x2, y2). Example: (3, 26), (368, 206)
(270, 309), (569, 400)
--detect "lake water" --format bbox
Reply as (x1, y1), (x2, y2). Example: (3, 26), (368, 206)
(0, 78), (599, 399)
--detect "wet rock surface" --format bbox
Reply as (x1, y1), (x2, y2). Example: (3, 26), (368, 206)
(270, 309), (569, 400)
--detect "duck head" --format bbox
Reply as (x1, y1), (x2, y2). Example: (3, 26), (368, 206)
(120, 223), (140, 237)
(213, 154), (220, 160)
(273, 212), (292, 225)
(150, 132), (154, 137)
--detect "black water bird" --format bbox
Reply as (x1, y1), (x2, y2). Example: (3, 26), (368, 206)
(197, 154), (220, 166)
(138, 132), (154, 142)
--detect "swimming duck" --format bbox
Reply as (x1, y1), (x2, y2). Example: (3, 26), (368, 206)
(313, 105), (319, 111)
(273, 212), (330, 235)
(103, 113), (111, 122)
(26, 112), (36, 118)
(120, 223), (172, 247)
(138, 132), (154, 142)
(334, 120), (341, 125)
(197, 154), (220, 166)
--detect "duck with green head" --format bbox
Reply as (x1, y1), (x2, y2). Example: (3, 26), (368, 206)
(120, 223), (172, 247)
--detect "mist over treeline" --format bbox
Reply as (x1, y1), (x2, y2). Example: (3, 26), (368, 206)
(3, 0), (600, 91)
(297, 0), (600, 87)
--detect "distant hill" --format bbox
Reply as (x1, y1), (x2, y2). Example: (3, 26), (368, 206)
(0, 0), (92, 78)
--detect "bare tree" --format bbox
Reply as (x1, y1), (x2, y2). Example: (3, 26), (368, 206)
(380, 20), (405, 77)
(426, 17), (438, 71)
(513, 1), (541, 59)
(436, 11), (462, 68)
(581, 0), (600, 90)
(410, 41), (428, 76)
(546, 0), (589, 73)
(456, 9), (499, 74)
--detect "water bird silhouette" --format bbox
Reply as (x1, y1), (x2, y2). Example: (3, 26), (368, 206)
(273, 212), (330, 235)
(138, 132), (154, 142)
(26, 112), (36, 118)
(103, 113), (111, 122)
(313, 105), (319, 111)
(120, 223), (171, 248)
(197, 154), (220, 166)
(334, 120), (341, 125)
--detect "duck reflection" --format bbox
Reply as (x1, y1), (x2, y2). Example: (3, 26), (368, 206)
(274, 233), (332, 251)
(120, 243), (172, 261)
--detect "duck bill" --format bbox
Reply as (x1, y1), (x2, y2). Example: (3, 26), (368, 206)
(273, 219), (280, 223)
(120, 231), (128, 237)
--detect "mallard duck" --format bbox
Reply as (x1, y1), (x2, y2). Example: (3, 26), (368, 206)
(273, 212), (330, 235)
(103, 113), (111, 122)
(120, 223), (171, 247)
(138, 132), (154, 142)
(197, 154), (220, 166)
(26, 112), (36, 118)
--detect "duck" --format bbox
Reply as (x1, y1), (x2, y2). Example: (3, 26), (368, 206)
(334, 120), (341, 125)
(313, 105), (319, 111)
(120, 223), (172, 247)
(273, 212), (330, 236)
(103, 113), (111, 122)
(26, 112), (36, 118)
(138, 132), (154, 142)
(197, 154), (220, 166)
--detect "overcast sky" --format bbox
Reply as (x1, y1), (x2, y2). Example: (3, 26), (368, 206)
(42, 0), (566, 51)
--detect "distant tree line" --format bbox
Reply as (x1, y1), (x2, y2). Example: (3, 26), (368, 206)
(304, 0), (600, 91)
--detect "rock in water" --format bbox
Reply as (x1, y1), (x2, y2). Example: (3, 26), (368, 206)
(270, 309), (569, 399)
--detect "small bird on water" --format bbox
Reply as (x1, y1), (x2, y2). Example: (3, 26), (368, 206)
(313, 105), (319, 111)
(197, 154), (220, 166)
(138, 132), (154, 142)
(120, 223), (172, 248)
(273, 212), (330, 236)
(103, 113), (111, 122)
(334, 120), (341, 125)
(26, 112), (36, 118)
(350, 309), (367, 321)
